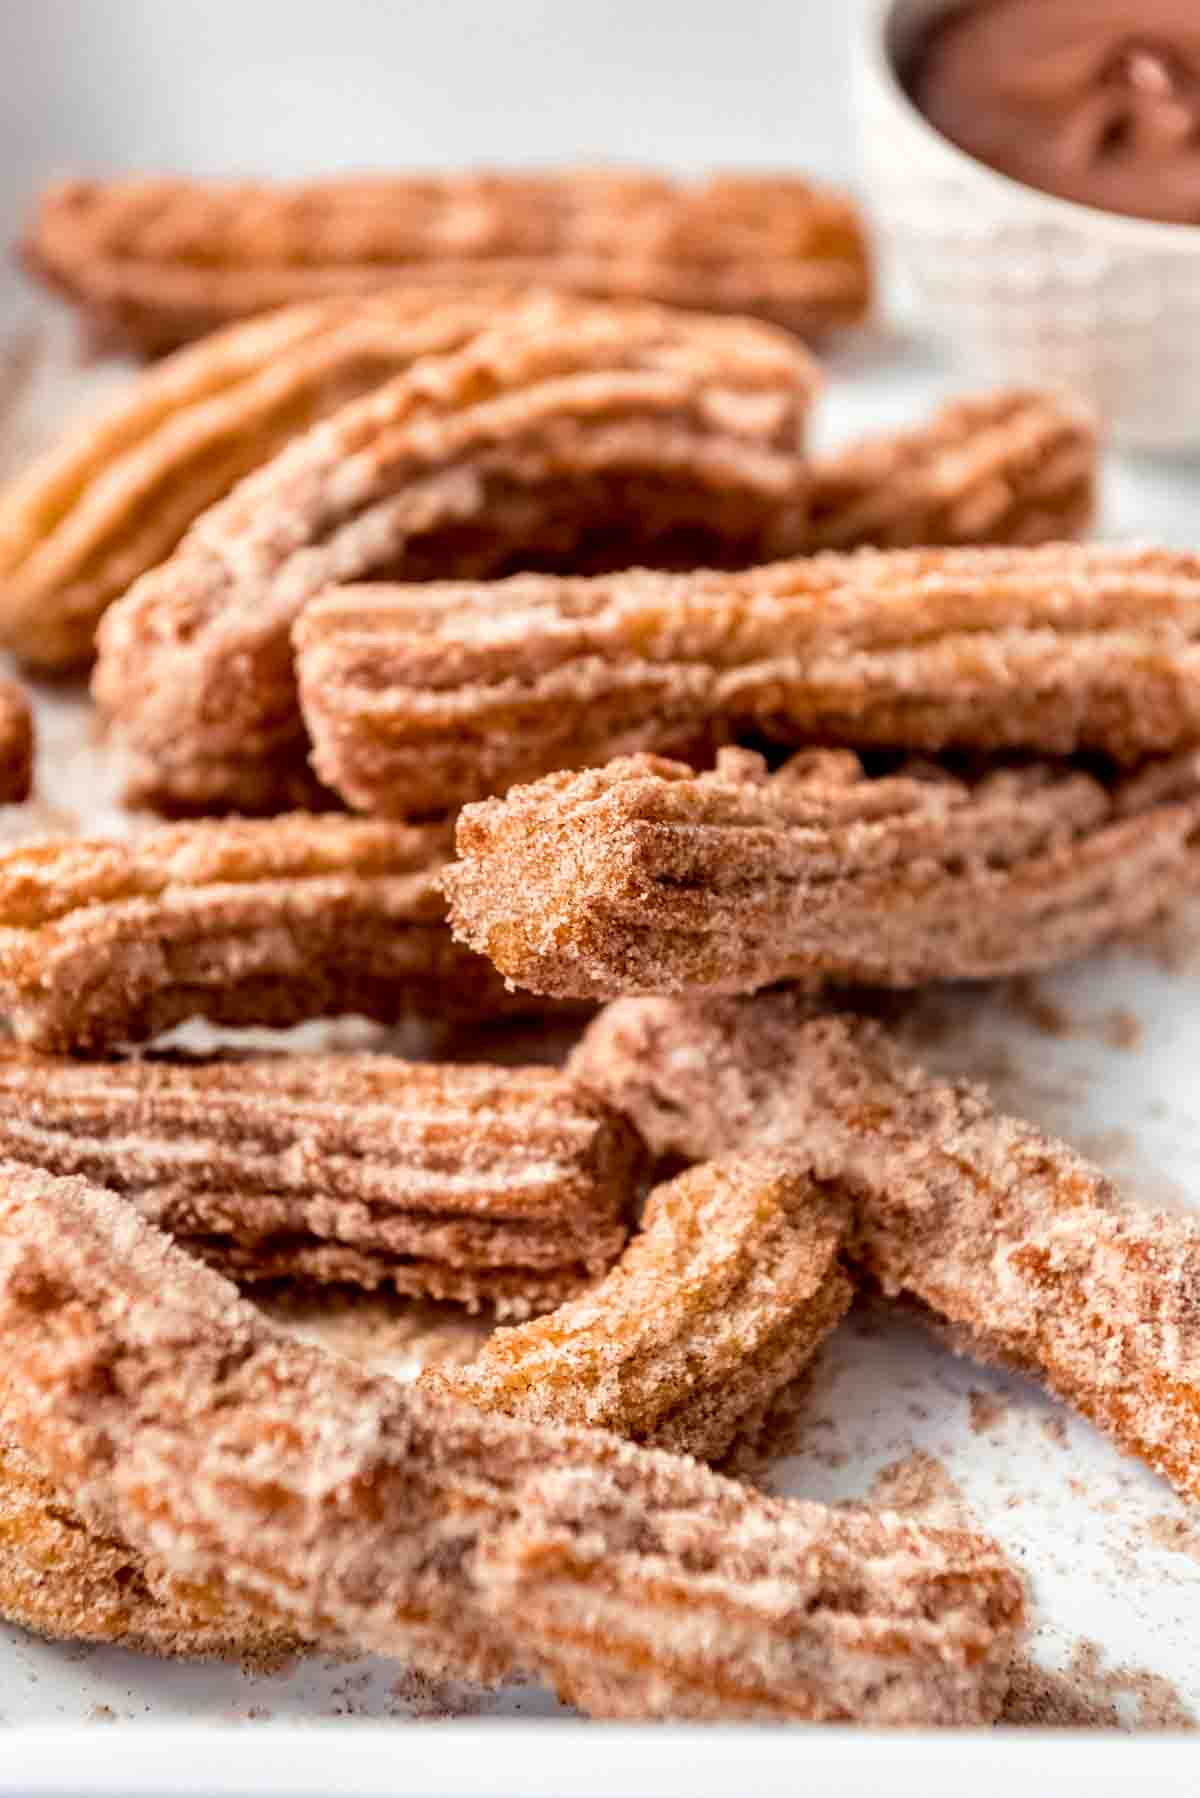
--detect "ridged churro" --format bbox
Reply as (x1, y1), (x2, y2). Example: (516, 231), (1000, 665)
(93, 290), (816, 814)
(571, 992), (1200, 1506)
(0, 291), (517, 669)
(0, 813), (537, 1052)
(806, 387), (1096, 552)
(444, 747), (1200, 997)
(0, 1053), (638, 1317)
(296, 543), (1200, 818)
(0, 1163), (1024, 1719)
(0, 1437), (304, 1661)
(25, 170), (871, 358)
(436, 1153), (851, 1459)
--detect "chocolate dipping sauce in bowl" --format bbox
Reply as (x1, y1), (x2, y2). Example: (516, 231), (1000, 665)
(855, 0), (1200, 447)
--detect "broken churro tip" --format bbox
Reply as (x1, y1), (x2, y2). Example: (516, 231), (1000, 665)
(0, 1052), (640, 1318)
(807, 386), (1098, 553)
(0, 1161), (1024, 1719)
(443, 746), (1200, 998)
(297, 542), (1200, 819)
(476, 1464), (1023, 1724)
(0, 680), (33, 805)
(434, 1153), (852, 1460)
(571, 990), (1200, 1508)
(0, 812), (548, 1052)
(25, 170), (871, 358)
(0, 1436), (305, 1663)
(93, 289), (816, 815)
(0, 290), (520, 671)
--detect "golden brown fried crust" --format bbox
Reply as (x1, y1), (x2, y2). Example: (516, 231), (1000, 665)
(806, 387), (1097, 552)
(25, 171), (871, 357)
(0, 1437), (304, 1662)
(443, 746), (1200, 997)
(0, 1163), (1023, 1720)
(570, 992), (1200, 1507)
(434, 1153), (851, 1461)
(0, 813), (550, 1052)
(0, 1052), (639, 1319)
(0, 680), (32, 804)
(92, 290), (816, 815)
(0, 290), (522, 670)
(295, 543), (1200, 819)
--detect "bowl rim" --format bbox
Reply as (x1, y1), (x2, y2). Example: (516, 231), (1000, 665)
(857, 0), (1200, 255)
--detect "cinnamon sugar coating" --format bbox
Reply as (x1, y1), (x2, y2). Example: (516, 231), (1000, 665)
(92, 290), (816, 815)
(0, 1437), (304, 1662)
(444, 747), (1200, 997)
(296, 543), (1200, 818)
(0, 681), (32, 805)
(0, 1164), (1023, 1719)
(0, 290), (517, 670)
(0, 1053), (639, 1318)
(25, 171), (870, 358)
(806, 387), (1096, 552)
(434, 1153), (851, 1459)
(0, 813), (538, 1052)
(571, 992), (1200, 1506)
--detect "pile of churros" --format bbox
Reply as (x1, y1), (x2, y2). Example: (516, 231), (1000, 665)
(0, 164), (1195, 1727)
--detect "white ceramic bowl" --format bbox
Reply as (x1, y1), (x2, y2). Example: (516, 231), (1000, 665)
(855, 0), (1200, 450)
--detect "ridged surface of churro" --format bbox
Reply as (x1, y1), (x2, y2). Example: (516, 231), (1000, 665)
(0, 1163), (1024, 1720)
(444, 747), (1200, 996)
(436, 1153), (851, 1458)
(26, 171), (871, 357)
(571, 992), (1200, 1505)
(93, 290), (815, 814)
(0, 814), (535, 1051)
(297, 544), (1200, 817)
(0, 1053), (638, 1317)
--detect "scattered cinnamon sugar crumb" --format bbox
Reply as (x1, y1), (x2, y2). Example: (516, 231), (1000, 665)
(968, 1389), (1009, 1435)
(1040, 1414), (1068, 1448)
(864, 1451), (964, 1523)
(86, 1704), (117, 1724)
(1002, 1657), (1120, 1728)
(1004, 976), (1071, 1037)
(1145, 1514), (1200, 1567)
(388, 1669), (488, 1721)
(1100, 1010), (1142, 1051)
(1005, 1642), (1195, 1730)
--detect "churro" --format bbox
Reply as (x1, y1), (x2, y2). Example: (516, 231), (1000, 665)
(26, 170), (870, 357)
(0, 1052), (638, 1317)
(0, 291), (516, 669)
(444, 746), (1200, 997)
(0, 1437), (303, 1661)
(296, 543), (1200, 818)
(0, 1163), (1024, 1719)
(0, 813), (537, 1052)
(436, 1153), (851, 1458)
(571, 992), (1200, 1505)
(93, 291), (816, 814)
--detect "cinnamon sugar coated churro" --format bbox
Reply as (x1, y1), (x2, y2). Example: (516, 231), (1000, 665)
(444, 747), (1200, 997)
(93, 291), (816, 814)
(0, 680), (32, 804)
(296, 543), (1200, 818)
(0, 1163), (1025, 1720)
(806, 387), (1097, 551)
(26, 171), (871, 357)
(0, 1437), (305, 1661)
(0, 290), (518, 669)
(0, 813), (538, 1052)
(435, 1154), (851, 1459)
(570, 992), (1200, 1505)
(0, 1053), (639, 1317)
